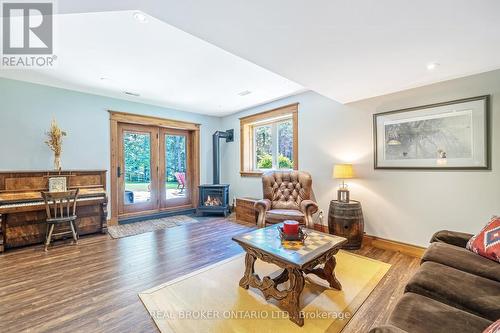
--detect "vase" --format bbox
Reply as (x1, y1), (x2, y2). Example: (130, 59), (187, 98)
(54, 154), (61, 171)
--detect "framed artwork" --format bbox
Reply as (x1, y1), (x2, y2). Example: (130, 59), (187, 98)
(373, 95), (490, 170)
(48, 177), (67, 192)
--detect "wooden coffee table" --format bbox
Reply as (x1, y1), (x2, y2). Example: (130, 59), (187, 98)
(232, 224), (347, 326)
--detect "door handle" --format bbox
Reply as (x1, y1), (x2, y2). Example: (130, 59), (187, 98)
(117, 166), (121, 178)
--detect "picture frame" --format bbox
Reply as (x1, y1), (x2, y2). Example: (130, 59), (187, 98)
(373, 95), (490, 170)
(48, 177), (67, 192)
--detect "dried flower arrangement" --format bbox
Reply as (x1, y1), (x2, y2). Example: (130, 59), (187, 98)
(45, 118), (67, 170)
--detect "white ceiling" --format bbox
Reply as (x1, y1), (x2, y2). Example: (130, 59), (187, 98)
(0, 11), (305, 116)
(58, 0), (500, 103)
(3, 1), (500, 114)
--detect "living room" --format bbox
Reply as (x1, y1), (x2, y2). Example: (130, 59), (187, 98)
(0, 1), (499, 333)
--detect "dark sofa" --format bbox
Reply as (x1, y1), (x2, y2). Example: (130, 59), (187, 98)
(370, 230), (500, 333)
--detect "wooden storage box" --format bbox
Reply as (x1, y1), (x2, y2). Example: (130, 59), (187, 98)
(235, 197), (259, 224)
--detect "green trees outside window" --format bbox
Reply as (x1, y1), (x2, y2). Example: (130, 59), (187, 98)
(165, 135), (186, 183)
(124, 132), (151, 183)
(124, 133), (186, 187)
(254, 118), (294, 170)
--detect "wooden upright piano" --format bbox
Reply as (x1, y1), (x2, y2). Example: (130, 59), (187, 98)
(0, 170), (108, 253)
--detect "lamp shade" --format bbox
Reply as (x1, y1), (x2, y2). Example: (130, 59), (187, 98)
(333, 164), (354, 179)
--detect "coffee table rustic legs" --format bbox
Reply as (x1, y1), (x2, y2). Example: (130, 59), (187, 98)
(304, 255), (342, 290)
(280, 268), (305, 326)
(239, 252), (256, 289)
(272, 268), (289, 285)
(324, 256), (342, 290)
(239, 250), (341, 327)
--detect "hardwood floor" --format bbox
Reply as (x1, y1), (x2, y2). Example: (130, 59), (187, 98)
(0, 217), (420, 333)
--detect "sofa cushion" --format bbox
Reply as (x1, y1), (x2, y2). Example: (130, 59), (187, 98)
(467, 217), (500, 263)
(265, 209), (305, 224)
(388, 293), (492, 333)
(405, 261), (500, 321)
(422, 242), (500, 282)
(430, 229), (473, 248)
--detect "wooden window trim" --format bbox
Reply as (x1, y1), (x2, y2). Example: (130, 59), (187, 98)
(239, 103), (298, 177)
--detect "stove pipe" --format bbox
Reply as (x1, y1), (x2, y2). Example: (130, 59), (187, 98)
(212, 129), (234, 184)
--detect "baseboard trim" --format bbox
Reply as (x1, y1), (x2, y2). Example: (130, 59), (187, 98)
(313, 224), (329, 233)
(363, 234), (426, 258)
(313, 224), (425, 258)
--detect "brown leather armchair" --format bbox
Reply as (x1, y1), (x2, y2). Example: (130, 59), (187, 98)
(254, 170), (319, 228)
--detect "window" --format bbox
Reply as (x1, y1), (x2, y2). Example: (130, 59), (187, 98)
(240, 103), (298, 176)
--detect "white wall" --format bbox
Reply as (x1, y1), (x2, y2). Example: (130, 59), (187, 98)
(2, 70), (499, 246)
(0, 78), (222, 213)
(221, 69), (500, 246)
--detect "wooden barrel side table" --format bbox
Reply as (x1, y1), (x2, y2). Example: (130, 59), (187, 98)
(328, 200), (364, 249)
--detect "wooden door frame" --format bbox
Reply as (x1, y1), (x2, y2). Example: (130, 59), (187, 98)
(109, 111), (200, 225)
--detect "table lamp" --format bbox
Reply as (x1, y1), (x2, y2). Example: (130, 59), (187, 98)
(333, 164), (354, 203)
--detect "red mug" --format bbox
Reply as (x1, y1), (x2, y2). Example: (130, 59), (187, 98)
(283, 220), (299, 235)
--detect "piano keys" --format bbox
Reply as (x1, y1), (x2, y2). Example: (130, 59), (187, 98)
(0, 170), (108, 252)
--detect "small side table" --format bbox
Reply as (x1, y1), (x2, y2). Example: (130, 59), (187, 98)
(328, 200), (364, 249)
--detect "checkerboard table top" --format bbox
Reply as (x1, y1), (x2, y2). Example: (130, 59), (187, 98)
(232, 224), (347, 268)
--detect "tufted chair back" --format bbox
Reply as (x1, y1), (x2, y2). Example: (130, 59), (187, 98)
(261, 171), (313, 210)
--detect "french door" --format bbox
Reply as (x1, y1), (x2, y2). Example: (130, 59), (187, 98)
(159, 128), (192, 209)
(118, 124), (159, 215)
(116, 123), (194, 218)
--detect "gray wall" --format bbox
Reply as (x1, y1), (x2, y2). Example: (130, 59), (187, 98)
(0, 78), (222, 213)
(221, 69), (500, 246)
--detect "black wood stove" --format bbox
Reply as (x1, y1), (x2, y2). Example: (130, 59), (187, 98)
(196, 129), (233, 217)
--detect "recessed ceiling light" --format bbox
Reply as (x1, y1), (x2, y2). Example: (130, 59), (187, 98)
(238, 90), (252, 96)
(426, 62), (440, 70)
(133, 11), (148, 23)
(124, 91), (140, 97)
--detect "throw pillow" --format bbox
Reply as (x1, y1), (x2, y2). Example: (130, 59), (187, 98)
(483, 319), (500, 333)
(467, 217), (500, 263)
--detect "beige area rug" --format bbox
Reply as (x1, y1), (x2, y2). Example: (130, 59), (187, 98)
(107, 215), (199, 239)
(139, 251), (391, 333)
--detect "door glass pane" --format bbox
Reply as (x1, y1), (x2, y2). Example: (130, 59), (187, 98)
(254, 125), (272, 169)
(166, 135), (187, 200)
(278, 119), (294, 169)
(124, 132), (151, 204)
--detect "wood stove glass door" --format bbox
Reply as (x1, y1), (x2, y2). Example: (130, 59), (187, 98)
(117, 123), (159, 215)
(159, 128), (192, 209)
